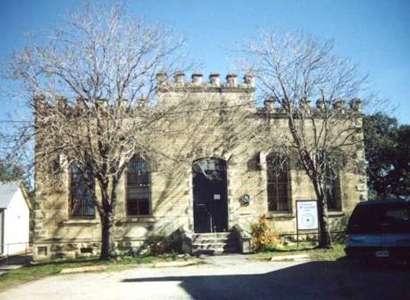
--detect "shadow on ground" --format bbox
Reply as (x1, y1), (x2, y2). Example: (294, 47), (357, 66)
(122, 259), (410, 300)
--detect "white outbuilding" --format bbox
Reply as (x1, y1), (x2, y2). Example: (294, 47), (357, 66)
(0, 182), (30, 256)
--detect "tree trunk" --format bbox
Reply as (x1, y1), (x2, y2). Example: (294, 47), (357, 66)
(100, 212), (113, 260)
(317, 193), (332, 248)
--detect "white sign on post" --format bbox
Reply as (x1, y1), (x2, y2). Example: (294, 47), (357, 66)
(296, 201), (318, 230)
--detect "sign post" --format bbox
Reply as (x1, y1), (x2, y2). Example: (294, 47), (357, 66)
(296, 200), (319, 247)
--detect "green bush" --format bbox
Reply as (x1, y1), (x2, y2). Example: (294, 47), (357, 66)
(251, 215), (280, 252)
(143, 234), (172, 255)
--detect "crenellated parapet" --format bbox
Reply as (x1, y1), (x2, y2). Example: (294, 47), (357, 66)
(33, 94), (149, 120)
(156, 72), (255, 93)
(259, 97), (363, 116)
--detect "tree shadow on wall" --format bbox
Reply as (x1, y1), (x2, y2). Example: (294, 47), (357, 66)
(121, 260), (410, 300)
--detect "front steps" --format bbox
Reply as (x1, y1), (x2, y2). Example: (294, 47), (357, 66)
(192, 232), (239, 255)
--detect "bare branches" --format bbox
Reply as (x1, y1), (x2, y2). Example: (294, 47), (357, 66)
(241, 31), (368, 248)
(242, 31), (367, 175)
(4, 2), (189, 258)
(8, 2), (186, 108)
(244, 31), (365, 103)
(2, 1), (192, 259)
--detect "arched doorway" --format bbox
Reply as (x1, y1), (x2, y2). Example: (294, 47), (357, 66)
(192, 158), (228, 233)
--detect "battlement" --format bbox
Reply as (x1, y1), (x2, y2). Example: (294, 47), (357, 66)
(259, 97), (363, 116)
(156, 72), (255, 93)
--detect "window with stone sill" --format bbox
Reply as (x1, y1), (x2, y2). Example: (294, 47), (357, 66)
(69, 163), (95, 218)
(126, 156), (151, 216)
(266, 153), (291, 212)
(325, 167), (342, 212)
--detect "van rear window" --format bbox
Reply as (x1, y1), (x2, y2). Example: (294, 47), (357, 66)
(348, 205), (382, 234)
(347, 203), (410, 234)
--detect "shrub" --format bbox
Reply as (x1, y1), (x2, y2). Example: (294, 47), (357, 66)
(251, 215), (280, 252)
(143, 233), (172, 255)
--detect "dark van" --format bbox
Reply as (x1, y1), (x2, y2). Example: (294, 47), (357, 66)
(345, 199), (410, 260)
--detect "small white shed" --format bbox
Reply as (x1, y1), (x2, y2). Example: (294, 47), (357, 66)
(0, 182), (30, 256)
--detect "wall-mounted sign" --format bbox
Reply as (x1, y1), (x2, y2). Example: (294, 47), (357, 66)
(213, 194), (221, 200)
(296, 200), (318, 230)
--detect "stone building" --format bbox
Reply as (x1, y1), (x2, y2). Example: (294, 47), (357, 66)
(32, 73), (367, 260)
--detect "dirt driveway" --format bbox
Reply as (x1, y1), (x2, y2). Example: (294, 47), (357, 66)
(0, 255), (409, 300)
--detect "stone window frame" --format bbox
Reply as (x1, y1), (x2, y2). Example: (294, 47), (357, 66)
(266, 152), (292, 214)
(125, 155), (152, 217)
(325, 168), (344, 212)
(68, 163), (96, 219)
(321, 149), (345, 213)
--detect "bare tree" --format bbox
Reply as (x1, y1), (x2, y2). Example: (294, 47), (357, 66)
(242, 31), (367, 248)
(6, 2), (187, 259)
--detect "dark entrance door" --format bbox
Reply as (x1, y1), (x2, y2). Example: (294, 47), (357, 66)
(193, 158), (228, 233)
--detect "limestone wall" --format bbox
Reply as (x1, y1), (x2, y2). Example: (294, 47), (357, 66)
(32, 73), (367, 260)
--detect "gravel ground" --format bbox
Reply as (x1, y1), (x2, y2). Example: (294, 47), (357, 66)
(0, 255), (409, 300)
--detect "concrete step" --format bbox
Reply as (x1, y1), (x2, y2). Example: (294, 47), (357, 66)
(192, 246), (238, 256)
(192, 242), (235, 248)
(193, 232), (232, 238)
(191, 232), (239, 255)
(192, 238), (236, 244)
(192, 233), (235, 242)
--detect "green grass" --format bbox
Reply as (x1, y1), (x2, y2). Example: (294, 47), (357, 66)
(0, 254), (193, 292)
(252, 242), (346, 261)
(308, 244), (346, 261)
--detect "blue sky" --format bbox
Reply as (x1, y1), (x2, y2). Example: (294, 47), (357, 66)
(0, 0), (409, 123)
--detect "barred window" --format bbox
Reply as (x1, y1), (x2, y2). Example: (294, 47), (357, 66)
(325, 167), (342, 211)
(126, 156), (150, 215)
(70, 164), (95, 218)
(267, 154), (291, 212)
